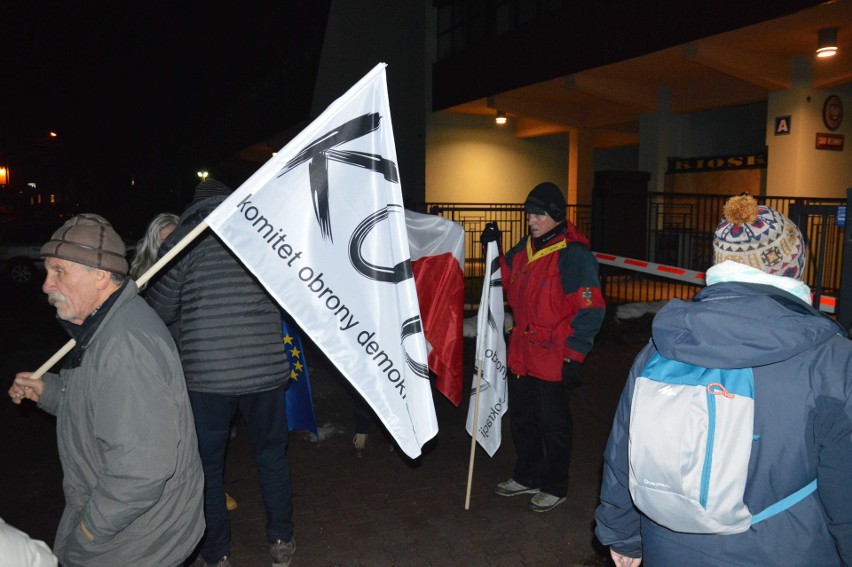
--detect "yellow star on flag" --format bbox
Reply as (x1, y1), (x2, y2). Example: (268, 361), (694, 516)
(281, 317), (317, 436)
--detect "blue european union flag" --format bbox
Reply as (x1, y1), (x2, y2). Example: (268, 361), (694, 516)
(282, 317), (318, 436)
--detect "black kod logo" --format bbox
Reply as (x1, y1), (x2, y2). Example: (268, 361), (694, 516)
(278, 113), (399, 242)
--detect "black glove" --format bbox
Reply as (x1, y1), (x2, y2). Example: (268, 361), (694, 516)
(480, 222), (501, 246)
(562, 360), (583, 389)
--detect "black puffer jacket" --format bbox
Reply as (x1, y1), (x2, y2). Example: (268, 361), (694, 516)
(146, 193), (289, 395)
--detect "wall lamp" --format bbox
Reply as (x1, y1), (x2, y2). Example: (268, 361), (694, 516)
(817, 28), (838, 58)
(495, 110), (507, 125)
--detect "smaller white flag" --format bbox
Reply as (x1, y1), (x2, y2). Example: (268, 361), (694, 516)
(465, 241), (508, 457)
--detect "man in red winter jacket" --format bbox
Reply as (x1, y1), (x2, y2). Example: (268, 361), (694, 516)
(482, 182), (605, 512)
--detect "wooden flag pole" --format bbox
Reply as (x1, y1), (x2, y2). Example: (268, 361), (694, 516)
(135, 221), (209, 289)
(464, 265), (493, 510)
(28, 221), (210, 380)
(464, 351), (487, 510)
(29, 340), (76, 380)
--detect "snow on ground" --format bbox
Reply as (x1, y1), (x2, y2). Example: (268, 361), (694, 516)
(614, 300), (669, 320)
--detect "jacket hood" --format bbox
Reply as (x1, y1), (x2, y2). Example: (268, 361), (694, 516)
(158, 194), (227, 257)
(652, 281), (844, 368)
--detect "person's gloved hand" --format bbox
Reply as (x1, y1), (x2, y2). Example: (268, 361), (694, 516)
(562, 359), (583, 389)
(480, 222), (501, 246)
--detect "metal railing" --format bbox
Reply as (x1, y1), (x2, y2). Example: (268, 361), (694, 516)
(644, 193), (845, 296)
(423, 192), (846, 308)
(425, 202), (590, 281)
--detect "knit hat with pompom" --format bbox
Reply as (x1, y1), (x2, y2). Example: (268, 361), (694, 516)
(713, 194), (806, 280)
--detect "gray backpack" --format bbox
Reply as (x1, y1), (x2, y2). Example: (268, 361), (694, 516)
(628, 352), (816, 534)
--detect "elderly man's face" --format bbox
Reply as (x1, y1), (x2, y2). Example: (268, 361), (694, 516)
(43, 257), (104, 325)
(528, 212), (559, 238)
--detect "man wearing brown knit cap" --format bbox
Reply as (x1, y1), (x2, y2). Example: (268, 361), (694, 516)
(8, 214), (205, 567)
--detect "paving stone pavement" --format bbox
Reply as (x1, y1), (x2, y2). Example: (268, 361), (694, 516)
(0, 276), (652, 566)
(220, 324), (649, 567)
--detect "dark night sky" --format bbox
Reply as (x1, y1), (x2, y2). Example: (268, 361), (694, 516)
(0, 1), (329, 233)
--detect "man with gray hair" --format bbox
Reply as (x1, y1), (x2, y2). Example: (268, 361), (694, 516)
(8, 213), (204, 567)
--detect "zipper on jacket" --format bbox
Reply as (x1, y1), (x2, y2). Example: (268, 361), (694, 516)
(699, 390), (716, 509)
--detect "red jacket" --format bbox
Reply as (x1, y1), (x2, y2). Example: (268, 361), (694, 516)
(502, 222), (605, 381)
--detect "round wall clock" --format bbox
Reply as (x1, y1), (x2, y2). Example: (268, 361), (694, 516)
(823, 95), (843, 131)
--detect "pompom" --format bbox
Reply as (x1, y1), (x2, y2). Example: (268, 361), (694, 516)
(722, 194), (759, 226)
(713, 194), (806, 280)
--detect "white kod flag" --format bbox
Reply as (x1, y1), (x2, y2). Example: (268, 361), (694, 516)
(465, 241), (508, 457)
(206, 63), (438, 458)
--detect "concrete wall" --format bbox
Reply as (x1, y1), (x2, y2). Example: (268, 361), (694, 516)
(312, 0), (427, 204)
(595, 145), (639, 172)
(766, 80), (852, 198)
(677, 102), (768, 157)
(427, 101), (771, 204)
(313, 3), (851, 205)
(426, 112), (568, 203)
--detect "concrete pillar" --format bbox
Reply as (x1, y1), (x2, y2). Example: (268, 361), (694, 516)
(638, 87), (674, 193)
(766, 56), (852, 199)
(567, 127), (595, 205)
(312, 0), (428, 205)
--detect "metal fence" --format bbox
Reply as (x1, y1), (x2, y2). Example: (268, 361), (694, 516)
(423, 192), (846, 307)
(645, 192), (846, 296)
(425, 202), (591, 281)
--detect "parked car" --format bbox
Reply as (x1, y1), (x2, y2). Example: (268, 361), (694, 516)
(0, 220), (64, 284)
(1, 219), (139, 285)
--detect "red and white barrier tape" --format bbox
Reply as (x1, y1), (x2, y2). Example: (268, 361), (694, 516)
(594, 252), (836, 314)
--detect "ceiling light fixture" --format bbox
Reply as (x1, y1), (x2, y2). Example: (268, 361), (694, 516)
(817, 28), (838, 58)
(495, 110), (507, 125)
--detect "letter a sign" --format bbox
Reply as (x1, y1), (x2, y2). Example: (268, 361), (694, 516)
(775, 115), (791, 136)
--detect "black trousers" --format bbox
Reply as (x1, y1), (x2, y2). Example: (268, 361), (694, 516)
(508, 374), (574, 497)
(189, 387), (293, 562)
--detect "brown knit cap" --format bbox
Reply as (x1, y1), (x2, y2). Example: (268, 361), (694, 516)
(40, 214), (128, 276)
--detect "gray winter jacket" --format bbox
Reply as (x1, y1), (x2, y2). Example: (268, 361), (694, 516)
(38, 281), (204, 567)
(146, 194), (289, 395)
(595, 281), (852, 566)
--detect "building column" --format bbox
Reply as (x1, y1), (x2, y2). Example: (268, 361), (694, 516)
(567, 127), (595, 205)
(638, 87), (673, 193)
(766, 56), (852, 198)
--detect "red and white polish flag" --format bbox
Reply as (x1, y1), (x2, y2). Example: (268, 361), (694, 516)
(405, 209), (465, 407)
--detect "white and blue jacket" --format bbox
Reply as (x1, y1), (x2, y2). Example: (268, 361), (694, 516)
(595, 280), (852, 566)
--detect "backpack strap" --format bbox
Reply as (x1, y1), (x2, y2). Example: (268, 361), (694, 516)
(751, 479), (818, 524)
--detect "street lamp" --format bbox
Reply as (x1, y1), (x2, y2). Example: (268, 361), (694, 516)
(197, 170), (209, 181)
